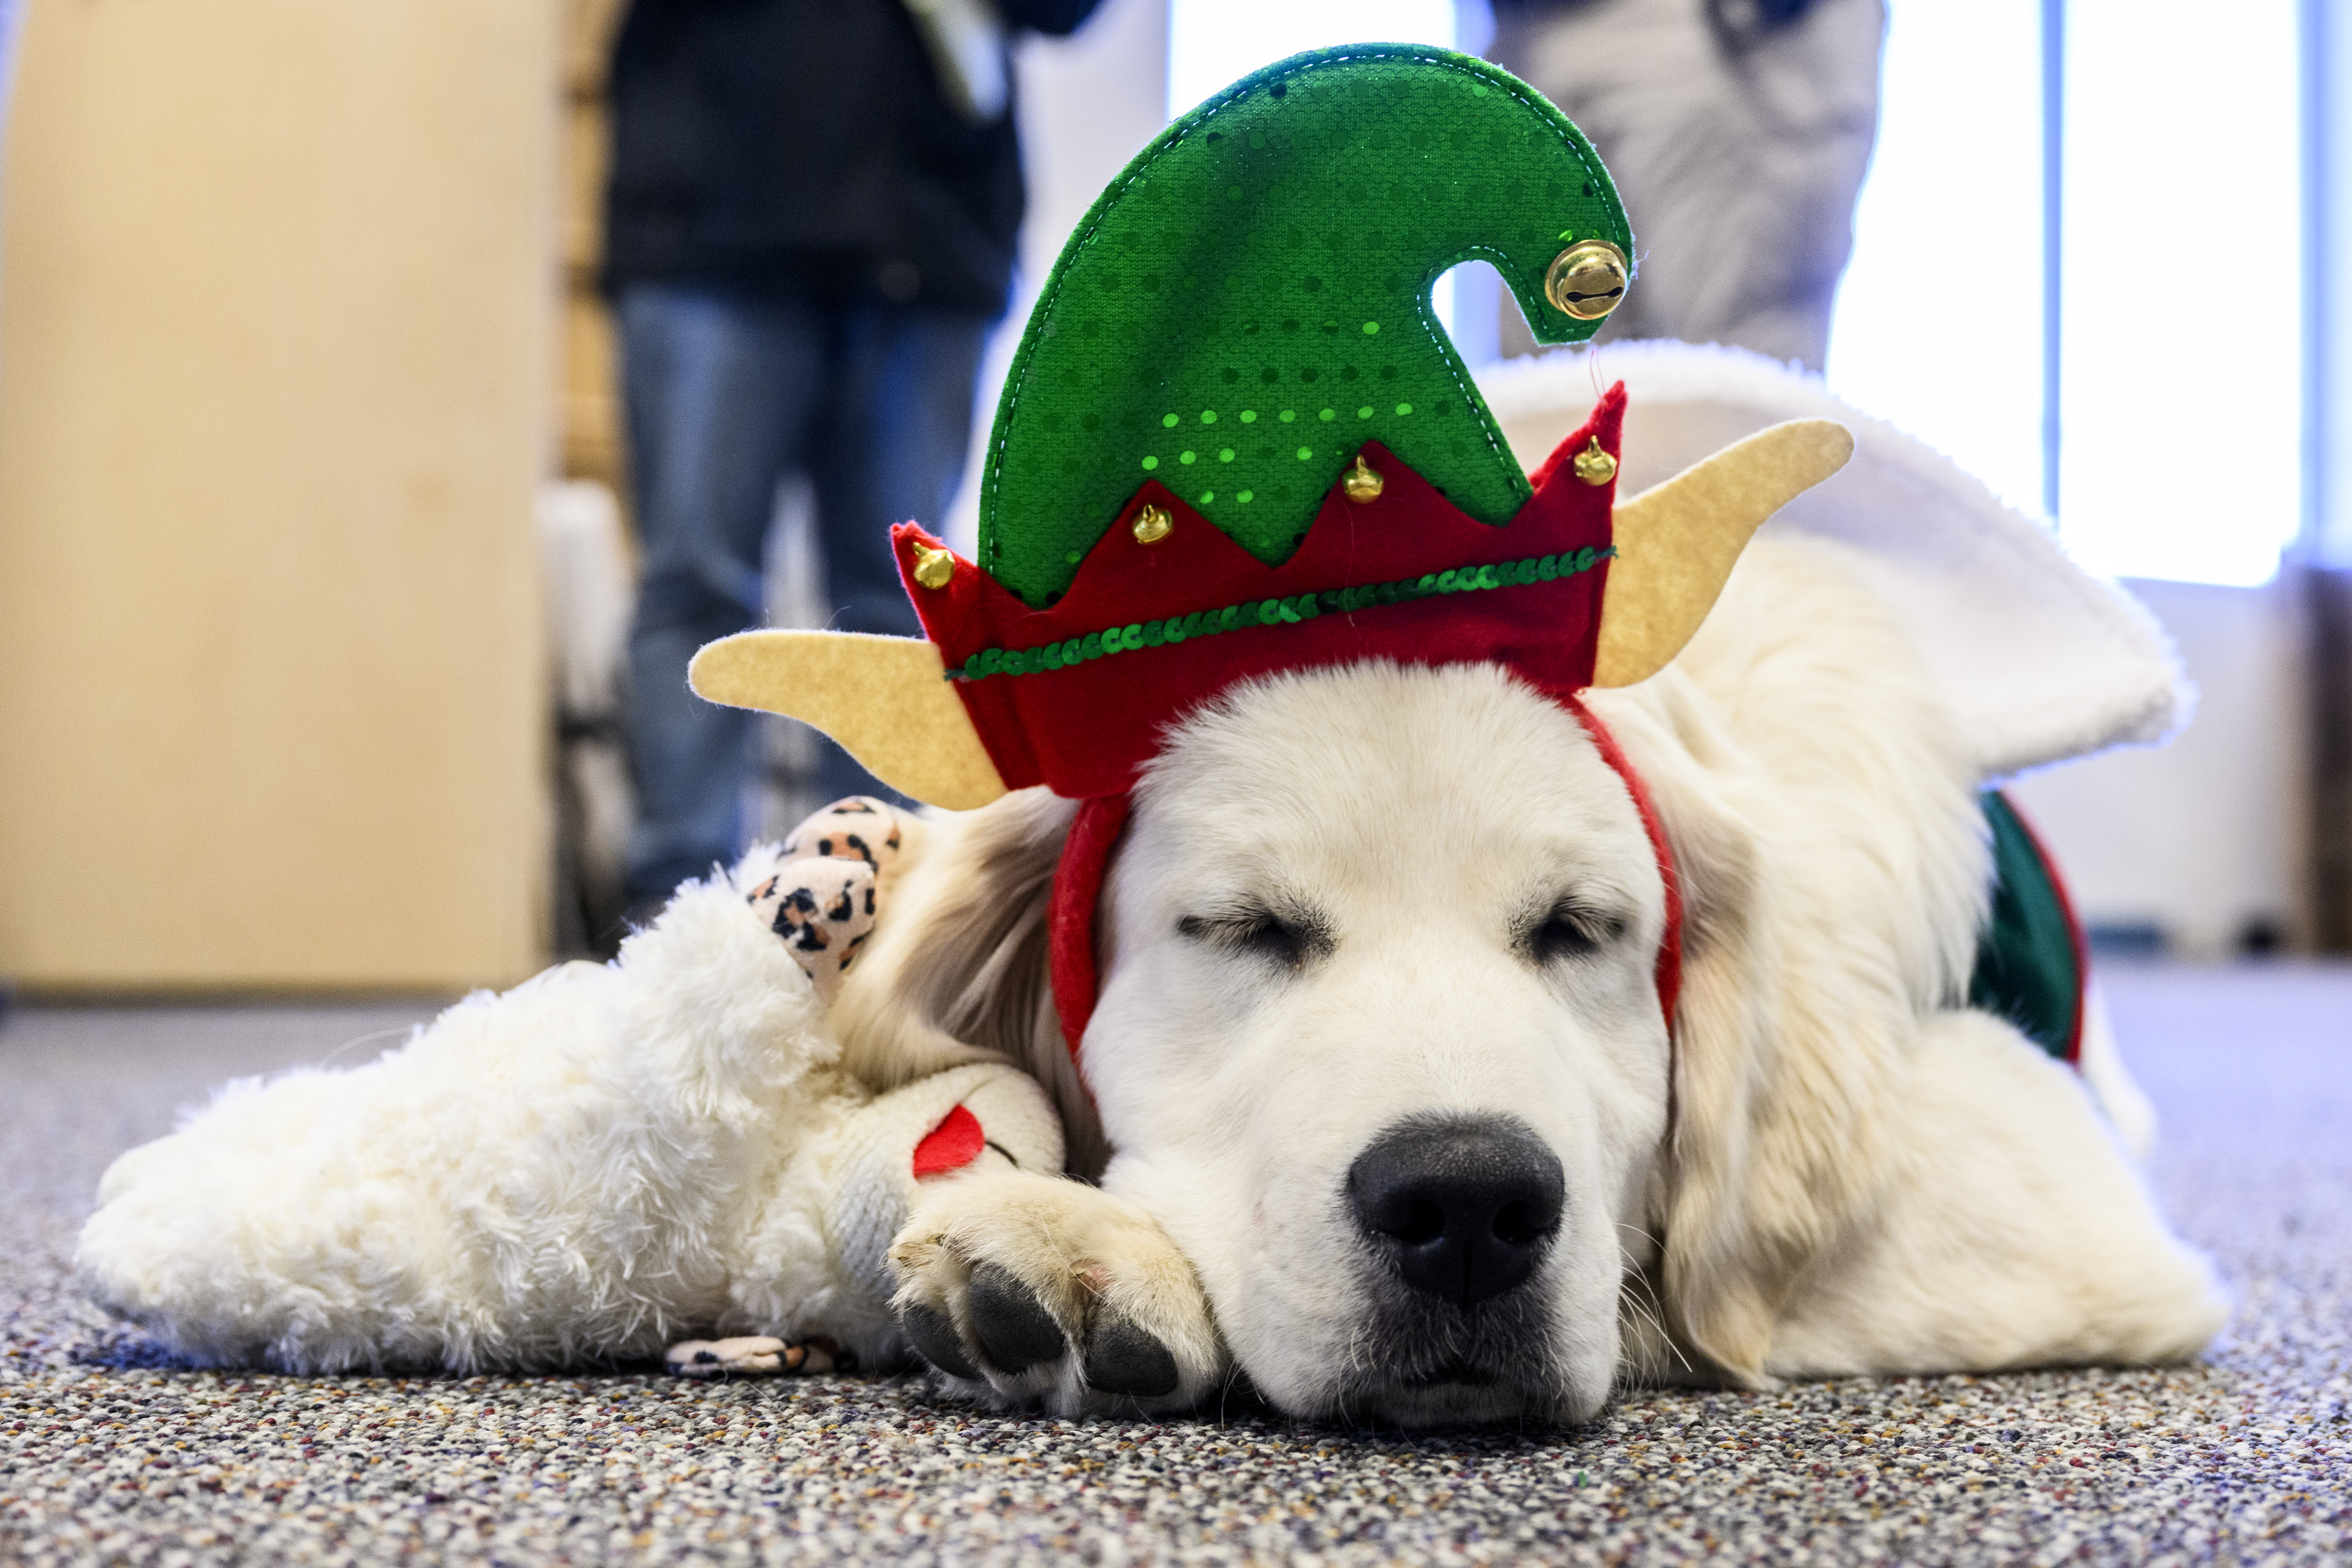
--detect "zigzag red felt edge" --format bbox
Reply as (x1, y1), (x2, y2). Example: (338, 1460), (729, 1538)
(897, 384), (1627, 801)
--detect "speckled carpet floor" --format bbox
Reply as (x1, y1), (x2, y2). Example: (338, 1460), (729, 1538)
(2, 967), (2345, 1566)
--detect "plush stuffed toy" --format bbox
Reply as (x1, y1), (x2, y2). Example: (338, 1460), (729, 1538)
(76, 799), (1063, 1374)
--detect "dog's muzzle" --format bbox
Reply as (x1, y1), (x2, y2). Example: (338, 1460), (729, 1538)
(1347, 1114), (1565, 1309)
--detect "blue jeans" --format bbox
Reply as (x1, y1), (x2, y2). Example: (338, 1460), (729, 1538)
(618, 283), (991, 908)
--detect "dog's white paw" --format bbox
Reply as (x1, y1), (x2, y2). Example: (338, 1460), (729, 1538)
(887, 1168), (1226, 1417)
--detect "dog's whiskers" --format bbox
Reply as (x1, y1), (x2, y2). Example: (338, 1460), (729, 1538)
(1615, 1272), (1690, 1378)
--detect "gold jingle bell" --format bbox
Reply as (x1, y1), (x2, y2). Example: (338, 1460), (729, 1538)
(912, 543), (957, 590)
(1545, 239), (1629, 323)
(1572, 436), (1618, 487)
(1342, 455), (1385, 504)
(1131, 504), (1174, 544)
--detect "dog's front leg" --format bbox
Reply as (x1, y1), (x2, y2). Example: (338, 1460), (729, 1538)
(887, 1170), (1227, 1417)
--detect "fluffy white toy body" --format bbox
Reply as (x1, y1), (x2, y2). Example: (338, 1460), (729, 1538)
(77, 808), (1062, 1375)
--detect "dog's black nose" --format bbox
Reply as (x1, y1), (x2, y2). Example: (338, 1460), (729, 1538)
(1347, 1115), (1564, 1309)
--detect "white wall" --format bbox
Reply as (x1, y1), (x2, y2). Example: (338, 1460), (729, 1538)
(2009, 579), (2310, 958)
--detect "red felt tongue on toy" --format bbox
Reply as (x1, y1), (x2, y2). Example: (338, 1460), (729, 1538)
(1045, 697), (1683, 1081)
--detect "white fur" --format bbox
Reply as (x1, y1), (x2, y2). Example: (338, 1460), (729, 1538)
(870, 536), (2226, 1425)
(1098, 660), (1671, 1424)
(2075, 979), (2158, 1163)
(78, 844), (1062, 1374)
(1763, 1010), (2214, 1377)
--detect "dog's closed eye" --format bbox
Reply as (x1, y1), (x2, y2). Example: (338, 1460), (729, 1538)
(1522, 900), (1627, 965)
(1178, 903), (1333, 969)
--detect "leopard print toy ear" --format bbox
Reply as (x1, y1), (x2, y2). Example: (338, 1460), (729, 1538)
(743, 858), (875, 1004)
(780, 795), (907, 875)
(742, 797), (913, 1004)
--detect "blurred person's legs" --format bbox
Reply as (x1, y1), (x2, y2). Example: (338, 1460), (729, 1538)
(621, 284), (824, 911)
(619, 284), (991, 913)
(806, 303), (991, 805)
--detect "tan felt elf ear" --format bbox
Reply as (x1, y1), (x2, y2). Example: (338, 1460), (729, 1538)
(688, 631), (1009, 810)
(1590, 418), (1855, 688)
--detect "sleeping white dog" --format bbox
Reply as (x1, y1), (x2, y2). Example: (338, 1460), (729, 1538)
(856, 569), (2218, 1423)
(79, 345), (2225, 1426)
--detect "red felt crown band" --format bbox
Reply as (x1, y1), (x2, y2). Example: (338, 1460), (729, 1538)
(1046, 696), (1683, 1107)
(1047, 792), (1132, 1062)
(1565, 697), (1684, 1103)
(897, 386), (1629, 802)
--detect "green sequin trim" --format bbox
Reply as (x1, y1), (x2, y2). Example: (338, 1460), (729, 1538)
(947, 546), (1615, 682)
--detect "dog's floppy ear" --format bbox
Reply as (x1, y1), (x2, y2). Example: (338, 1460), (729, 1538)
(829, 788), (1109, 1178)
(1591, 667), (1935, 1387)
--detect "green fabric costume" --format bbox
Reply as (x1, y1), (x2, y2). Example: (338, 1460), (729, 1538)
(1969, 792), (2085, 1062)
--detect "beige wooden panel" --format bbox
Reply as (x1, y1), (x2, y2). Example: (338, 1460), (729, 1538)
(564, 291), (626, 488)
(564, 98), (609, 282)
(564, 0), (628, 98)
(0, 0), (562, 989)
(559, 0), (627, 490)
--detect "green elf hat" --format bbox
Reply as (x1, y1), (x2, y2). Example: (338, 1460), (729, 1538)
(977, 43), (1637, 608)
(689, 46), (1852, 1060)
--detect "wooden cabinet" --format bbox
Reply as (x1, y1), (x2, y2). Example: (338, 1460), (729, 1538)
(0, 0), (566, 989)
(561, 0), (629, 489)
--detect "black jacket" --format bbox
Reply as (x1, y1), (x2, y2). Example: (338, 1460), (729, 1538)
(604, 0), (1100, 312)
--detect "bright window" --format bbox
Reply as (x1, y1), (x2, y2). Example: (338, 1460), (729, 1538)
(2057, 0), (2301, 586)
(1831, 0), (2302, 586)
(1827, 0), (2047, 516)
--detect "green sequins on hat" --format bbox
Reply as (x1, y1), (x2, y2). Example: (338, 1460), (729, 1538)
(977, 45), (1634, 607)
